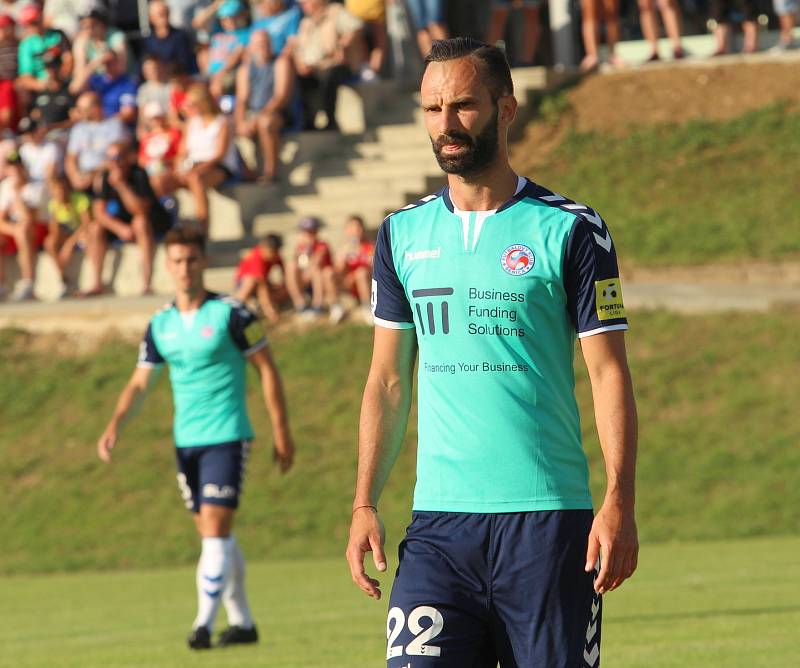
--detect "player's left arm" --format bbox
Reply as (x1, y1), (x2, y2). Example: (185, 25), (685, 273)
(248, 346), (294, 473)
(581, 331), (639, 594)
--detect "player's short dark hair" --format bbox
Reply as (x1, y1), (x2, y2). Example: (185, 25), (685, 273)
(165, 224), (206, 255)
(423, 37), (513, 102)
(261, 233), (283, 250)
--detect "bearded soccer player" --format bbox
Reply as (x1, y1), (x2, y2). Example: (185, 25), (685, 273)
(98, 226), (294, 650)
(346, 38), (638, 667)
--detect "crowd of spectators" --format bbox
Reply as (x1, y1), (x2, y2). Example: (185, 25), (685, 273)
(0, 0), (795, 304)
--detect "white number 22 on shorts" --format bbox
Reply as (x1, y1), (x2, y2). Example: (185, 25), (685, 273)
(387, 606), (444, 659)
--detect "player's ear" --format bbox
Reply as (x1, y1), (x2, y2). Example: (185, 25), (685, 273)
(498, 94), (517, 128)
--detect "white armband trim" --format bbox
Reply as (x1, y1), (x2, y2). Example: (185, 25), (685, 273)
(374, 317), (415, 330)
(578, 324), (629, 338)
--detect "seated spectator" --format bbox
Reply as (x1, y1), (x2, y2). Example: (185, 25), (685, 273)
(711, 0), (758, 54)
(28, 46), (74, 130)
(290, 0), (365, 131)
(44, 174), (92, 298)
(405, 0), (448, 58)
(168, 62), (192, 124)
(18, 117), (61, 215)
(0, 149), (48, 301)
(579, 0), (624, 71)
(286, 215), (343, 322)
(89, 142), (172, 296)
(205, 0), (251, 99)
(345, 0), (385, 80)
(234, 232), (288, 323)
(65, 91), (130, 195)
(166, 0), (205, 32)
(176, 82), (239, 233)
(72, 7), (132, 82)
(487, 1), (541, 66)
(637, 0), (685, 62)
(0, 13), (16, 130)
(335, 214), (373, 323)
(772, 0), (797, 50)
(136, 54), (172, 130)
(252, 0), (302, 55)
(234, 30), (294, 183)
(71, 50), (138, 127)
(16, 3), (73, 95)
(44, 0), (96, 39)
(143, 0), (198, 75)
(138, 101), (182, 198)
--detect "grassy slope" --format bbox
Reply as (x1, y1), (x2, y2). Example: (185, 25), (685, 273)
(3, 536), (799, 668)
(2, 310), (799, 574)
(516, 104), (800, 265)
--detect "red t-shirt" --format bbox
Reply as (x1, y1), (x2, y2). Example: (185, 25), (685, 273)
(235, 245), (284, 282)
(343, 239), (374, 273)
(296, 239), (332, 269)
(138, 127), (182, 168)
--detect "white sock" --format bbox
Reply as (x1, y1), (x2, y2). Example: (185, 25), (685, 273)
(193, 537), (233, 632)
(223, 536), (255, 629)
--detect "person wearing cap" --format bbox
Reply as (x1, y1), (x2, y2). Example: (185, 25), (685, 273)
(0, 13), (17, 131)
(234, 29), (295, 183)
(138, 100), (183, 199)
(143, 1), (198, 75)
(252, 0), (302, 56)
(72, 7), (132, 85)
(0, 148), (49, 301)
(289, 0), (365, 132)
(16, 3), (73, 94)
(286, 216), (344, 322)
(205, 0), (251, 99)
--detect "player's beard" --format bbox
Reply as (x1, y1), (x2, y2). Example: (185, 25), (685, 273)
(431, 108), (499, 177)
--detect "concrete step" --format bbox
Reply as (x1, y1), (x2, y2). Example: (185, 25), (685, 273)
(313, 173), (427, 198)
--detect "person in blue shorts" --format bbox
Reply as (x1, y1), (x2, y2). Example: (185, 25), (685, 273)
(405, 0), (448, 58)
(346, 37), (639, 667)
(97, 225), (295, 650)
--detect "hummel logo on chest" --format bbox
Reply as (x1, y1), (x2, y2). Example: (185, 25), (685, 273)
(405, 247), (441, 261)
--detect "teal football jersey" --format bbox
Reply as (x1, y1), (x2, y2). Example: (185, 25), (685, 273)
(372, 177), (628, 513)
(138, 293), (267, 447)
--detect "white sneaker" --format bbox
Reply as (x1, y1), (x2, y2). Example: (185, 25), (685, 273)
(56, 281), (70, 300)
(329, 303), (346, 324)
(11, 279), (35, 301)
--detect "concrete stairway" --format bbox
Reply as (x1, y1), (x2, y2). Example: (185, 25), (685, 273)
(9, 68), (572, 301)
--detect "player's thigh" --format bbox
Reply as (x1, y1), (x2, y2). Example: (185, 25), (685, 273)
(387, 512), (496, 668)
(175, 446), (202, 513)
(196, 440), (251, 511)
(491, 510), (600, 668)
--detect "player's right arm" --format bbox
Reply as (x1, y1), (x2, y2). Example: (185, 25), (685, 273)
(97, 365), (161, 463)
(346, 325), (417, 600)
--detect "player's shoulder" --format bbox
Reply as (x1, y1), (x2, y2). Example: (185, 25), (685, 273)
(383, 187), (447, 226)
(149, 300), (176, 326)
(208, 292), (257, 320)
(518, 179), (607, 231)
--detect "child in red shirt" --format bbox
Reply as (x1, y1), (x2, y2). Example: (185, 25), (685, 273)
(235, 233), (288, 324)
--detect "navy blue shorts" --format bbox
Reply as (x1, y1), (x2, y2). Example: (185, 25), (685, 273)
(387, 510), (601, 668)
(174, 440), (250, 513)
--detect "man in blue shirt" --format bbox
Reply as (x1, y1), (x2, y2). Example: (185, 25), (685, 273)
(71, 51), (138, 127)
(143, 0), (198, 75)
(98, 225), (295, 650)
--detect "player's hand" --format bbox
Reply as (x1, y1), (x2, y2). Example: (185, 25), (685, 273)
(273, 436), (294, 473)
(585, 499), (638, 594)
(346, 506), (386, 600)
(97, 425), (118, 463)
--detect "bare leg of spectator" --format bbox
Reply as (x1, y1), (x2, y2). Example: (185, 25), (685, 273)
(368, 21), (387, 75)
(520, 7), (541, 64)
(429, 22), (448, 41)
(580, 0), (601, 71)
(777, 13), (795, 47)
(236, 275), (259, 304)
(416, 29), (433, 58)
(255, 280), (281, 324)
(656, 0), (684, 56)
(186, 168), (226, 234)
(13, 220), (36, 284)
(131, 214), (155, 295)
(713, 23), (730, 55)
(256, 111), (283, 182)
(150, 172), (181, 199)
(603, 0), (624, 66)
(352, 267), (371, 306)
(638, 0), (661, 59)
(487, 6), (510, 47)
(285, 260), (308, 310)
(44, 224), (69, 290)
(309, 265), (326, 309)
(297, 75), (321, 130)
(742, 21), (758, 53)
(85, 221), (107, 295)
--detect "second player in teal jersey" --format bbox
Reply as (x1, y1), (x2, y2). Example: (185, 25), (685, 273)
(347, 38), (639, 668)
(98, 226), (294, 650)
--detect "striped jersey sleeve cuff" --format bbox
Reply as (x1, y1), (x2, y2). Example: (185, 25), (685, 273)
(374, 317), (415, 330)
(136, 361), (164, 368)
(578, 324), (628, 338)
(243, 338), (269, 356)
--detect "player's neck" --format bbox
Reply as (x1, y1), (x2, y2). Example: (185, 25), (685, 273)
(175, 287), (207, 312)
(447, 162), (518, 212)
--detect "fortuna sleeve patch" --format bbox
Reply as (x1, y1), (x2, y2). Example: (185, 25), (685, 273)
(594, 278), (626, 321)
(244, 320), (266, 347)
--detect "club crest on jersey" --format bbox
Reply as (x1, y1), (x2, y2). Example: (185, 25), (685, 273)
(500, 244), (535, 276)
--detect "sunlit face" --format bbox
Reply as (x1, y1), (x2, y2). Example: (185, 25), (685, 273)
(149, 1), (169, 28)
(421, 58), (504, 177)
(166, 243), (206, 293)
(249, 31), (272, 60)
(76, 94), (102, 121)
(345, 218), (364, 242)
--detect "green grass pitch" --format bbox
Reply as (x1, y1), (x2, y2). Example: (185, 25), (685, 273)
(3, 535), (798, 668)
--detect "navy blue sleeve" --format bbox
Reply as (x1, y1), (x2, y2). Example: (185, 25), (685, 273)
(372, 218), (414, 328)
(228, 301), (268, 354)
(137, 322), (165, 367)
(564, 210), (628, 337)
